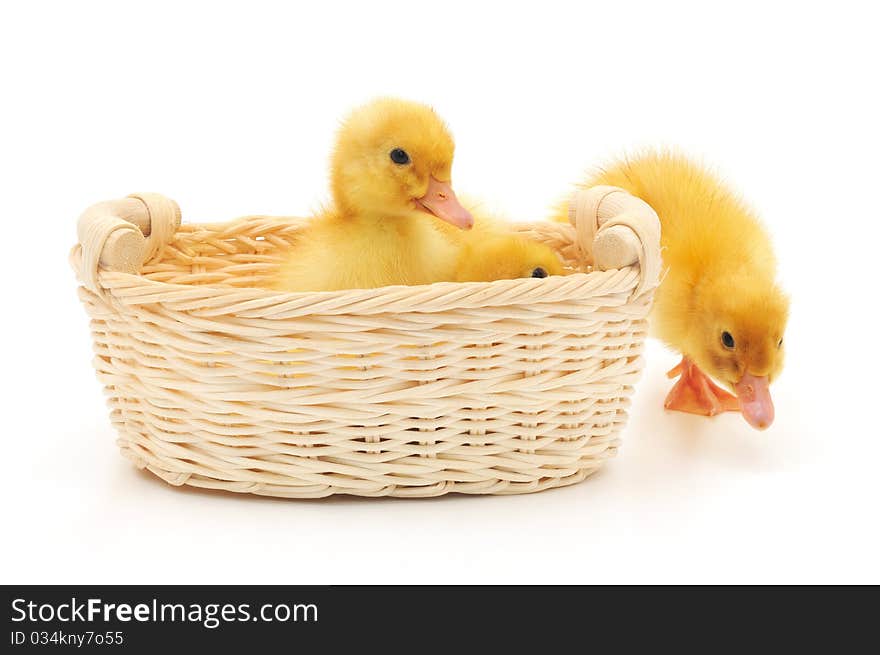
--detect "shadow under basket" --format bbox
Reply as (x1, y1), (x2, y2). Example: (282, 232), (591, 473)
(71, 188), (661, 498)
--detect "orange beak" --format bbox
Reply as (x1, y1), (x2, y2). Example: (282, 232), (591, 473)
(735, 373), (774, 430)
(416, 176), (473, 229)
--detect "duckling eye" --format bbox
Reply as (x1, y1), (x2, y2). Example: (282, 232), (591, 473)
(531, 267), (548, 278)
(721, 331), (735, 349)
(778, 337), (784, 348)
(389, 148), (410, 165)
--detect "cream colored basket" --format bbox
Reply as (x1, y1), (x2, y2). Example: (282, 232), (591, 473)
(71, 188), (661, 498)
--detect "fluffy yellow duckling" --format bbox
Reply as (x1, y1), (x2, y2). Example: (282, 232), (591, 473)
(274, 98), (562, 290)
(273, 98), (474, 292)
(556, 151), (789, 429)
(453, 221), (564, 282)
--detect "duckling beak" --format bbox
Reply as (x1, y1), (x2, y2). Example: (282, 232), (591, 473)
(734, 373), (774, 430)
(416, 177), (474, 229)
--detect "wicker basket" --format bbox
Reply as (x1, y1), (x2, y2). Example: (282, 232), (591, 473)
(71, 188), (661, 498)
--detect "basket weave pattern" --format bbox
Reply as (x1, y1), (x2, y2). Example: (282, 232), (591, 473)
(72, 191), (660, 498)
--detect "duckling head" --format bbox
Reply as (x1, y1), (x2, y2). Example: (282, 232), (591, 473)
(688, 274), (790, 429)
(330, 98), (473, 229)
(455, 234), (564, 282)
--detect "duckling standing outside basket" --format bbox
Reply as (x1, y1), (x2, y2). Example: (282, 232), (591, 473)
(556, 151), (789, 430)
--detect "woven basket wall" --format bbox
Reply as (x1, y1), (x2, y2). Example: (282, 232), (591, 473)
(71, 190), (661, 498)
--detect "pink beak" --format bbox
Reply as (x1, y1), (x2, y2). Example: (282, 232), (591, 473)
(735, 373), (775, 430)
(416, 176), (473, 229)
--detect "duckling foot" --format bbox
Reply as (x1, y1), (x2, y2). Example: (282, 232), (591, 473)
(664, 357), (740, 417)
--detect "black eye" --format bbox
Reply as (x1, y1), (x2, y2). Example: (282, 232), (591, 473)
(778, 338), (784, 348)
(531, 267), (548, 278)
(390, 148), (410, 165)
(721, 331), (735, 349)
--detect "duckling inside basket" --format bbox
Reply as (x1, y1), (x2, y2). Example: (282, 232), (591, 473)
(140, 99), (588, 291)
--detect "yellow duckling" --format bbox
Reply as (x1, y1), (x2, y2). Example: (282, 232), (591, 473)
(554, 151), (789, 430)
(273, 98), (474, 292)
(452, 217), (564, 282)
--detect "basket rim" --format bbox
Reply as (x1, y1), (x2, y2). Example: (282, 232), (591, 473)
(72, 216), (644, 317)
(73, 251), (641, 316)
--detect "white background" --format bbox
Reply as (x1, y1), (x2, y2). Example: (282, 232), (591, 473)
(1, 1), (878, 584)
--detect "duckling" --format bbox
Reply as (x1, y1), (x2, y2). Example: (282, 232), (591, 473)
(273, 98), (474, 292)
(556, 151), (789, 430)
(453, 222), (564, 282)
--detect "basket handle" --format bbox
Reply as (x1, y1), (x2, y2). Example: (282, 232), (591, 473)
(76, 192), (181, 292)
(568, 186), (662, 299)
